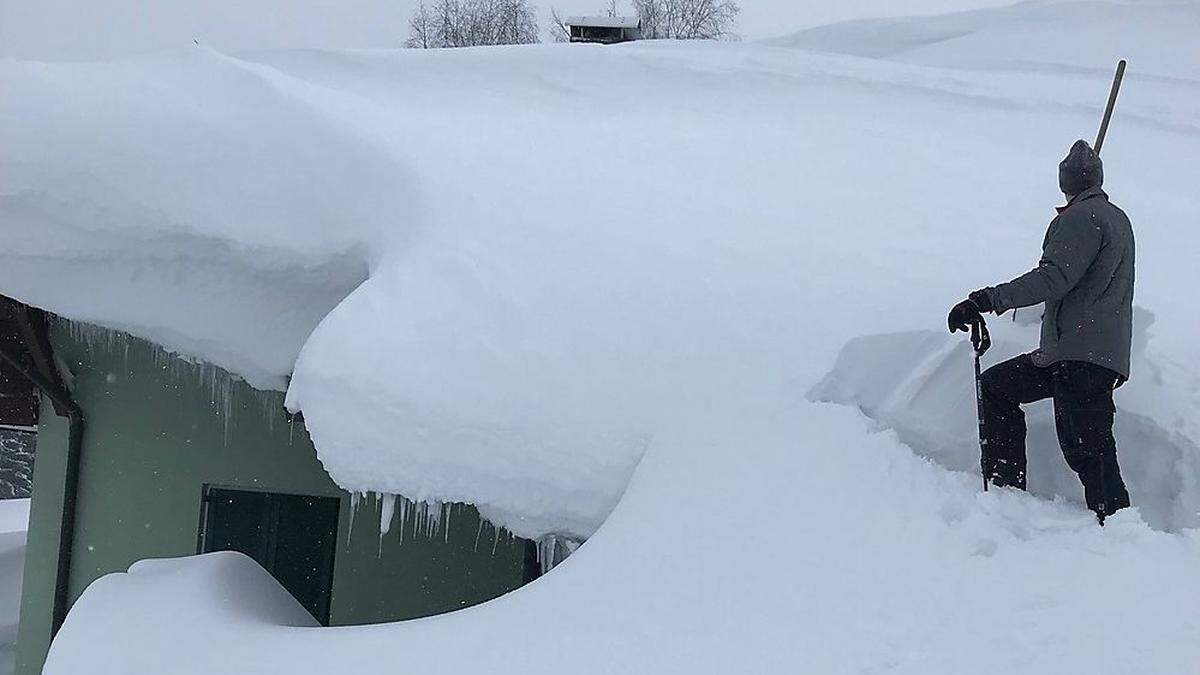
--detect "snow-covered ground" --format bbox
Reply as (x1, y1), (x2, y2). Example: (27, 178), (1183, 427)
(2, 0), (1198, 672)
(0, 499), (29, 675)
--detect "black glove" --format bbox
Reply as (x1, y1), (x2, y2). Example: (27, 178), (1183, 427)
(947, 299), (983, 334)
(968, 289), (994, 313)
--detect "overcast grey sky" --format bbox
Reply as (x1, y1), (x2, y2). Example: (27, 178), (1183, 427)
(0, 0), (1014, 60)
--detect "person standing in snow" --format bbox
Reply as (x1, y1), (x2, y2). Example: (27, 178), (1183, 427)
(946, 140), (1134, 524)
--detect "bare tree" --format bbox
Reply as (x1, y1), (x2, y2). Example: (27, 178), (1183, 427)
(493, 0), (540, 45)
(549, 7), (572, 43)
(632, 0), (739, 40)
(406, 2), (434, 48)
(406, 0), (540, 48)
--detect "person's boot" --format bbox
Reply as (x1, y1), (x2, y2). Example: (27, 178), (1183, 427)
(1096, 493), (1130, 526)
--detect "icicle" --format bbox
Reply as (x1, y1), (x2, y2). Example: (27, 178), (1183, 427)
(415, 501), (431, 539)
(380, 494), (396, 534)
(222, 373), (233, 445)
(426, 500), (441, 538)
(346, 491), (361, 546)
(533, 534), (582, 576)
(397, 497), (409, 545)
(542, 542), (554, 573)
(379, 493), (396, 558)
(253, 390), (273, 434)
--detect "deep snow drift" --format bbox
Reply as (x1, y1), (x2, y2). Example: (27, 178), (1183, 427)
(3, 0), (1200, 672)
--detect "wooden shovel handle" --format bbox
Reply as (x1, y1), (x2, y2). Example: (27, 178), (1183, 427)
(1094, 59), (1126, 155)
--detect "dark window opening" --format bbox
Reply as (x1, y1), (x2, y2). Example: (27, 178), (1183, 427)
(198, 486), (340, 625)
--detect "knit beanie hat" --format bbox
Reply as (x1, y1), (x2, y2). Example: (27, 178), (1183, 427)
(1059, 139), (1103, 196)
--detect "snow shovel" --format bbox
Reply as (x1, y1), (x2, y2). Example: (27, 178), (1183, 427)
(1091, 59), (1125, 521)
(970, 316), (992, 491)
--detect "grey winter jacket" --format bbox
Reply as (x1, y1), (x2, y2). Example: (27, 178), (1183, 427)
(983, 187), (1135, 378)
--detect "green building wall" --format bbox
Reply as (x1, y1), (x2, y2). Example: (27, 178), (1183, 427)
(15, 322), (530, 674)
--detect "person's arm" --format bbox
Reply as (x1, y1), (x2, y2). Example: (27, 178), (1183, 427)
(983, 209), (1103, 313)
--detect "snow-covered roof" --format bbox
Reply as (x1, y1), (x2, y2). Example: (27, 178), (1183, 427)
(563, 15), (640, 29)
(8, 0), (1200, 671)
(3, 0), (1200, 545)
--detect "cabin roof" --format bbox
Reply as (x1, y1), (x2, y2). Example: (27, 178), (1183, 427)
(563, 16), (640, 29)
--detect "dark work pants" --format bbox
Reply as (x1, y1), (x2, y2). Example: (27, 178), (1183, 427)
(979, 353), (1130, 518)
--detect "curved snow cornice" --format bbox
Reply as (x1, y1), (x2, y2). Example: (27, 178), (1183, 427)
(0, 48), (399, 390)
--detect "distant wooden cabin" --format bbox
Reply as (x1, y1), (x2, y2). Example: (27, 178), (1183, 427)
(565, 16), (642, 44)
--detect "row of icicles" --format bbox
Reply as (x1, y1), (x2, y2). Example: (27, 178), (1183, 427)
(64, 319), (284, 443)
(64, 320), (583, 574)
(349, 491), (580, 574)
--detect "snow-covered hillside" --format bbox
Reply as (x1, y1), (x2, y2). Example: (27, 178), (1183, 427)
(3, 0), (1199, 672)
(769, 0), (1200, 78)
